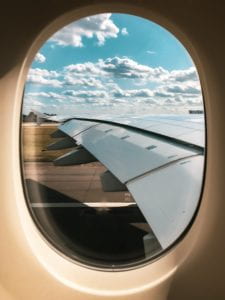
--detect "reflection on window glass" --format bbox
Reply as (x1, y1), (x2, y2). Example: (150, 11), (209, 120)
(21, 13), (205, 269)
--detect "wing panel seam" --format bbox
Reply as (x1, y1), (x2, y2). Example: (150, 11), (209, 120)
(125, 154), (203, 185)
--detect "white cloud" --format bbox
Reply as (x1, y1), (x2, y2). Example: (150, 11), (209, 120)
(27, 68), (62, 87)
(60, 87), (157, 108)
(25, 56), (203, 115)
(26, 92), (65, 99)
(121, 28), (128, 35)
(154, 90), (172, 98)
(65, 57), (169, 81)
(152, 82), (202, 111)
(98, 57), (163, 79)
(34, 52), (46, 63)
(24, 98), (46, 107)
(64, 62), (104, 76)
(113, 88), (154, 98)
(130, 89), (154, 97)
(64, 75), (104, 89)
(27, 76), (62, 88)
(166, 83), (201, 95)
(146, 50), (156, 55)
(170, 67), (198, 82)
(164, 99), (175, 105)
(50, 14), (119, 47)
(63, 89), (108, 99)
(28, 68), (59, 78)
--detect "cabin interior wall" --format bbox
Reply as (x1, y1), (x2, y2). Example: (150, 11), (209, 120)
(0, 0), (225, 299)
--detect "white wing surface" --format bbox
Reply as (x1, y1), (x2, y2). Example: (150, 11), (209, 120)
(47, 116), (205, 249)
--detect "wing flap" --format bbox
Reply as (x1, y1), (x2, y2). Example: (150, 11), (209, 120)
(59, 120), (98, 137)
(54, 147), (97, 166)
(46, 137), (76, 150)
(127, 155), (204, 248)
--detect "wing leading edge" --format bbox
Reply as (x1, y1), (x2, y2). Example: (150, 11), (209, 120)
(47, 117), (204, 250)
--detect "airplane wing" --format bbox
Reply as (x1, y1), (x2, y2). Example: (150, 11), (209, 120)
(45, 116), (205, 250)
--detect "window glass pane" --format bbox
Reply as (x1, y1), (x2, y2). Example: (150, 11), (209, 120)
(21, 13), (205, 269)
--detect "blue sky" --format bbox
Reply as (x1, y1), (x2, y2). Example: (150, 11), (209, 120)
(23, 13), (203, 116)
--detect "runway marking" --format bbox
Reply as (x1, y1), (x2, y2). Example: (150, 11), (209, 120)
(30, 202), (135, 208)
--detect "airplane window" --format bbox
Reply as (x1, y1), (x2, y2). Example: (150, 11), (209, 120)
(21, 13), (205, 269)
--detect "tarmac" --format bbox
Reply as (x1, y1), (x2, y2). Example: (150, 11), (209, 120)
(23, 161), (135, 205)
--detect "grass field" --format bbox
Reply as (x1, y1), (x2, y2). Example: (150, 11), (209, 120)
(22, 123), (70, 162)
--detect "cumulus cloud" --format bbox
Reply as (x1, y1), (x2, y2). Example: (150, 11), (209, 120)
(130, 89), (154, 97)
(26, 92), (65, 99)
(186, 98), (202, 105)
(63, 58), (200, 91)
(166, 83), (201, 95)
(59, 87), (157, 108)
(154, 90), (172, 98)
(28, 68), (59, 78)
(65, 58), (200, 94)
(98, 57), (167, 80)
(65, 57), (169, 81)
(170, 67), (198, 82)
(113, 88), (154, 98)
(64, 62), (104, 76)
(34, 53), (46, 63)
(25, 56), (203, 115)
(63, 89), (108, 99)
(64, 75), (104, 88)
(50, 14), (119, 47)
(164, 99), (176, 105)
(27, 76), (62, 87)
(27, 68), (62, 87)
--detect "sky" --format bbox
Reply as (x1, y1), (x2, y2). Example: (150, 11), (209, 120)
(23, 13), (204, 116)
